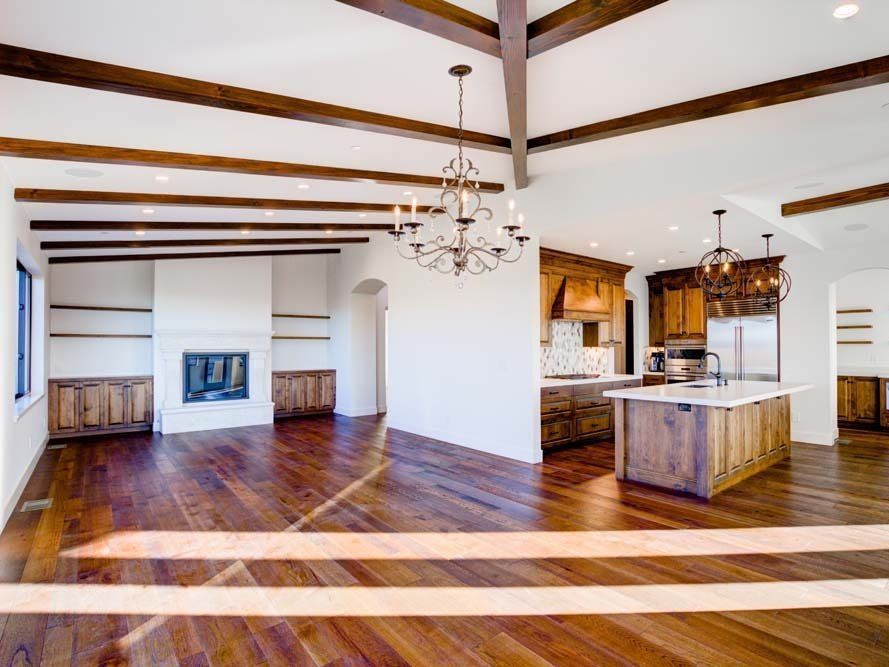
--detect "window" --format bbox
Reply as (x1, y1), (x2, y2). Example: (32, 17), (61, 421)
(16, 262), (32, 399)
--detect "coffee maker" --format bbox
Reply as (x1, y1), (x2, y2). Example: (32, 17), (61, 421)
(649, 351), (665, 373)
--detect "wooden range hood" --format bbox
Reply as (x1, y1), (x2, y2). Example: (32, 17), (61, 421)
(550, 276), (612, 322)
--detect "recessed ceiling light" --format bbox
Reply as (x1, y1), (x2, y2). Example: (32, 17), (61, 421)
(589, 242), (599, 248)
(325, 230), (333, 235)
(403, 191), (413, 197)
(702, 238), (712, 244)
(667, 226), (679, 231)
(297, 183), (310, 190)
(844, 223), (869, 232)
(657, 258), (667, 264)
(141, 208), (155, 215)
(732, 248), (741, 252)
(64, 167), (103, 178)
(626, 250), (635, 256)
(241, 229), (250, 235)
(134, 230), (146, 236)
(794, 181), (824, 190)
(264, 211), (275, 217)
(154, 174), (170, 183)
(678, 250), (686, 254)
(358, 213), (367, 218)
(351, 145), (362, 151)
(833, 3), (859, 19)
(882, 101), (889, 111)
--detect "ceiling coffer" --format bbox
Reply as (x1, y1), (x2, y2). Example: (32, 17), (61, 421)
(550, 277), (612, 322)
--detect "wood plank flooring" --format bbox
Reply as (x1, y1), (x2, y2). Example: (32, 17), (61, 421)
(1, 417), (888, 665)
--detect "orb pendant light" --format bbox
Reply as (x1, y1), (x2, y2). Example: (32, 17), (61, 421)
(695, 209), (746, 299)
(749, 233), (791, 307)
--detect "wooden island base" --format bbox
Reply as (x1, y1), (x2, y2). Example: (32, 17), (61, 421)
(613, 395), (791, 498)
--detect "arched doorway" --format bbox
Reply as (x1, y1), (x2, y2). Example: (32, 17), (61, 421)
(349, 278), (389, 416)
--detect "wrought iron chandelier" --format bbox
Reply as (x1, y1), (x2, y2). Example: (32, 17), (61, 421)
(695, 209), (746, 299)
(749, 233), (791, 307)
(388, 64), (529, 282)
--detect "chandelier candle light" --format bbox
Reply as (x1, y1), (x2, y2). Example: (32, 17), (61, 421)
(388, 64), (530, 282)
(695, 209), (746, 299)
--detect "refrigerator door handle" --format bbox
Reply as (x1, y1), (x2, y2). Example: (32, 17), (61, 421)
(734, 325), (742, 381)
(738, 325), (744, 381)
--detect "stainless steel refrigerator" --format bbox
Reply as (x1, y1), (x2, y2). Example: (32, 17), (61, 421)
(706, 299), (779, 382)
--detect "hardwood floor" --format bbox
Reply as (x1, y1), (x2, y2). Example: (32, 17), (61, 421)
(1, 416), (888, 666)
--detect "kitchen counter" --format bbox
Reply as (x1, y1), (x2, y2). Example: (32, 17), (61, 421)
(604, 380), (813, 409)
(540, 374), (642, 388)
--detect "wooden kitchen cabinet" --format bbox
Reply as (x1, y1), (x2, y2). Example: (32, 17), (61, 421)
(837, 376), (879, 425)
(664, 285), (706, 340)
(648, 287), (665, 347)
(541, 379), (642, 451)
(49, 376), (154, 439)
(273, 370), (336, 418)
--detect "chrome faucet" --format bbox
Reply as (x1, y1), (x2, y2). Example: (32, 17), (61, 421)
(699, 352), (728, 386)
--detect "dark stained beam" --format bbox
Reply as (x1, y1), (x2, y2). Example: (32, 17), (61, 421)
(31, 221), (393, 232)
(48, 248), (341, 264)
(15, 189), (434, 213)
(334, 0), (501, 57)
(528, 53), (889, 153)
(528, 0), (668, 58)
(42, 238), (369, 250)
(0, 43), (510, 153)
(0, 137), (505, 192)
(496, 0), (528, 189)
(782, 181), (889, 217)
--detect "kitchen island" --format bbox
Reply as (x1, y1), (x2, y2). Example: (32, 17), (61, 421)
(603, 380), (812, 498)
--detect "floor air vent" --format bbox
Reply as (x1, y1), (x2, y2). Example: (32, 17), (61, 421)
(21, 498), (52, 512)
(836, 438), (852, 445)
(46, 443), (67, 450)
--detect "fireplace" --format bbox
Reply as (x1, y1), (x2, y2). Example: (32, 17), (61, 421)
(183, 352), (248, 403)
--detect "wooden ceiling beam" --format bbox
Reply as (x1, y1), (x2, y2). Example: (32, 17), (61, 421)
(42, 238), (369, 250)
(334, 1), (501, 57)
(0, 137), (505, 192)
(496, 0), (528, 189)
(0, 43), (510, 152)
(528, 0), (668, 58)
(31, 221), (393, 232)
(15, 188), (433, 213)
(528, 53), (889, 153)
(48, 248), (341, 264)
(782, 181), (889, 217)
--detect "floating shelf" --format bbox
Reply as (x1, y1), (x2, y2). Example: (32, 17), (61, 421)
(272, 335), (331, 340)
(837, 308), (873, 314)
(838, 341), (873, 345)
(837, 325), (873, 330)
(51, 333), (152, 339)
(272, 313), (330, 320)
(51, 304), (152, 313)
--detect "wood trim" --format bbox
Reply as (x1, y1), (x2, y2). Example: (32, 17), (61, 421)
(838, 341), (874, 345)
(16, 188), (435, 212)
(42, 237), (369, 250)
(333, 1), (501, 58)
(273, 313), (330, 319)
(0, 137), (504, 193)
(837, 308), (873, 314)
(540, 246), (634, 281)
(0, 43), (510, 153)
(528, 0), (667, 58)
(496, 0), (528, 189)
(272, 336), (332, 340)
(51, 304), (152, 313)
(48, 248), (341, 264)
(528, 53), (889, 153)
(781, 181), (889, 217)
(837, 325), (873, 330)
(32, 221), (394, 232)
(50, 333), (152, 338)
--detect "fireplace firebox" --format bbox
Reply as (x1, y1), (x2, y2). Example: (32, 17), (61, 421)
(183, 352), (248, 403)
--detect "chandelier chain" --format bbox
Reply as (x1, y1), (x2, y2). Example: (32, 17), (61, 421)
(457, 73), (465, 176)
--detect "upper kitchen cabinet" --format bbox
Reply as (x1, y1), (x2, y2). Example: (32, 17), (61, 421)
(662, 283), (706, 340)
(648, 286), (665, 347)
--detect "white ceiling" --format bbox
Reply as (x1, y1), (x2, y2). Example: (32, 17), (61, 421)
(1, 0), (888, 272)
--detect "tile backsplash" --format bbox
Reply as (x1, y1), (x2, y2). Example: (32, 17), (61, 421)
(540, 320), (610, 377)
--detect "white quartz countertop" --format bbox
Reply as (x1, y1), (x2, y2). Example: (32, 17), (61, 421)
(603, 380), (813, 408)
(540, 374), (643, 388)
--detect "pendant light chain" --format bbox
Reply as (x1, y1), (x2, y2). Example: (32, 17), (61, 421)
(457, 72), (465, 176)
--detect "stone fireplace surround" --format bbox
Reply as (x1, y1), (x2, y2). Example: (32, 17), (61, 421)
(153, 329), (274, 434)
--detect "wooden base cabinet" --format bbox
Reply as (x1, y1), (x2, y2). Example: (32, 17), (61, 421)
(49, 376), (154, 439)
(273, 370), (336, 418)
(541, 379), (641, 450)
(838, 375), (879, 426)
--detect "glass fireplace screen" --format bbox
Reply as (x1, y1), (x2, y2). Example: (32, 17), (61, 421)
(183, 353), (248, 403)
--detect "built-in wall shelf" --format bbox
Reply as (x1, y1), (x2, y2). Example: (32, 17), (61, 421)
(272, 313), (330, 320)
(51, 304), (153, 313)
(838, 340), (873, 345)
(838, 325), (873, 330)
(51, 333), (152, 339)
(837, 308), (874, 314)
(272, 335), (331, 340)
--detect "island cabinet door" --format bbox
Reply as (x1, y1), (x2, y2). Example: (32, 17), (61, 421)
(770, 396), (790, 452)
(756, 399), (773, 460)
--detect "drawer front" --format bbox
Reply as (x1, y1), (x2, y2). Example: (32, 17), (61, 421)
(643, 375), (666, 387)
(573, 383), (605, 398)
(576, 412), (612, 437)
(541, 385), (573, 400)
(575, 395), (610, 411)
(541, 399), (573, 416)
(542, 420), (573, 444)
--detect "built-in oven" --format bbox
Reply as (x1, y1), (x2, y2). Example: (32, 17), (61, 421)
(665, 341), (708, 383)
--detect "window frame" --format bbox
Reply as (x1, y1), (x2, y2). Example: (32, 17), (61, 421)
(16, 261), (32, 400)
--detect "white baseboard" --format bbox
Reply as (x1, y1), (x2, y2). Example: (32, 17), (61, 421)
(792, 429), (837, 446)
(335, 405), (379, 418)
(1, 433), (49, 532)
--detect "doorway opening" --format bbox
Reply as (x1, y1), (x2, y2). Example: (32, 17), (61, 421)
(624, 299), (635, 374)
(350, 279), (389, 416)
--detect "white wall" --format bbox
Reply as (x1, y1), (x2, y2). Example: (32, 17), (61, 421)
(328, 229), (541, 464)
(836, 269), (889, 369)
(49, 262), (154, 378)
(271, 255), (329, 371)
(781, 242), (889, 445)
(1, 163), (49, 530)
